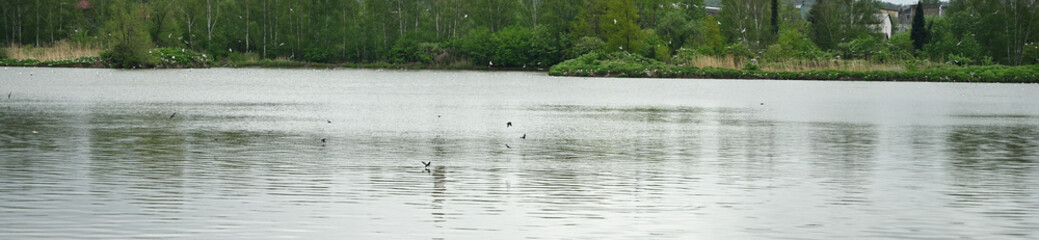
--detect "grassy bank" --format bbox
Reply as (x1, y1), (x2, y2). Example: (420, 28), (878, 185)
(1, 47), (211, 68)
(550, 51), (1039, 83)
(222, 59), (544, 71)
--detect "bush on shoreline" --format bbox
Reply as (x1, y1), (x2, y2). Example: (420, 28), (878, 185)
(551, 52), (1039, 83)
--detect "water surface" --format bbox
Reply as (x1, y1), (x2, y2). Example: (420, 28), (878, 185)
(2, 68), (1038, 239)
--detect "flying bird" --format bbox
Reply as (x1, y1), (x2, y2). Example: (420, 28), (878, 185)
(421, 161), (432, 168)
(521, 134), (526, 139)
(505, 144), (511, 149)
(321, 138), (327, 143)
(169, 112), (176, 119)
(327, 120), (332, 123)
(507, 121), (512, 127)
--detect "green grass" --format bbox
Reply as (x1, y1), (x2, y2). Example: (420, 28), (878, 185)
(0, 56), (102, 67)
(550, 52), (1039, 83)
(2, 48), (211, 68)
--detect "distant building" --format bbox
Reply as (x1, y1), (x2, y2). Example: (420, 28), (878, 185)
(795, 4), (812, 20)
(879, 8), (899, 19)
(873, 13), (893, 38)
(898, 4), (945, 33)
(705, 6), (721, 16)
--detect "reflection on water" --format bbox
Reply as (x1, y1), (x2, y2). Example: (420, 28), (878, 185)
(2, 68), (1039, 239)
(945, 125), (1038, 229)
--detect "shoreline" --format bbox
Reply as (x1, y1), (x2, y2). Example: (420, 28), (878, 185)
(5, 57), (1038, 84)
(0, 58), (547, 72)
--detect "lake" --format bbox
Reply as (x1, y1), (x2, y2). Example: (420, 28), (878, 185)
(2, 67), (1038, 239)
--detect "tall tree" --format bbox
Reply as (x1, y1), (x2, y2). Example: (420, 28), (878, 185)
(910, 1), (927, 51)
(770, 0), (778, 35)
(809, 0), (881, 50)
(720, 0), (771, 49)
(102, 0), (153, 67)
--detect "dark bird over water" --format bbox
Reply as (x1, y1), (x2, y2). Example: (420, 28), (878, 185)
(505, 144), (511, 149)
(507, 121), (512, 127)
(422, 161), (431, 168)
(327, 120), (332, 123)
(321, 138), (327, 143)
(521, 134), (526, 139)
(169, 112), (176, 119)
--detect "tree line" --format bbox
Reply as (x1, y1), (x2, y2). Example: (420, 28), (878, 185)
(1, 0), (1035, 68)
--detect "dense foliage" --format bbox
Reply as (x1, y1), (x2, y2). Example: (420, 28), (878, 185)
(552, 51), (1039, 83)
(0, 0), (1035, 69)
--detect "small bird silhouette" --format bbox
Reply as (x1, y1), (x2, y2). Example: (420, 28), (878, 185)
(421, 161), (432, 168)
(321, 138), (327, 143)
(760, 103), (765, 105)
(327, 120), (332, 123)
(521, 134), (526, 139)
(505, 144), (511, 149)
(507, 121), (512, 127)
(169, 112), (176, 119)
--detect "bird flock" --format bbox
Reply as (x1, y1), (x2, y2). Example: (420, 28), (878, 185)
(422, 119), (525, 169)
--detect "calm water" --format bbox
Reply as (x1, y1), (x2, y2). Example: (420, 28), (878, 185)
(2, 67), (1038, 239)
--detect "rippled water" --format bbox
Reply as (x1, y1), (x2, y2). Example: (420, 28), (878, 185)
(2, 68), (1038, 239)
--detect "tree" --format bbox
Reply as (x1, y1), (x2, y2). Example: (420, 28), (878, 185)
(910, 1), (928, 51)
(809, 0), (882, 51)
(603, 0), (643, 52)
(770, 0), (778, 35)
(101, 0), (154, 68)
(720, 0), (772, 50)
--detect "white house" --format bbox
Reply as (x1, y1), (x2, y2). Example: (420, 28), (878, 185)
(872, 13), (893, 39)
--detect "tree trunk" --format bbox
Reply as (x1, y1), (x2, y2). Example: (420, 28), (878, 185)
(245, 0), (249, 53)
(35, 0), (40, 47)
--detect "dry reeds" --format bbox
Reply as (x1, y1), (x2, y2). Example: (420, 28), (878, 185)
(676, 54), (907, 72)
(760, 59), (904, 72)
(3, 41), (102, 61)
(676, 55), (743, 69)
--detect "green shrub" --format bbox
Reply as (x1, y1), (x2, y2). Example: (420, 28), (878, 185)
(304, 48), (337, 63)
(493, 26), (533, 67)
(571, 36), (606, 58)
(722, 43), (754, 59)
(150, 48), (210, 67)
(743, 61), (761, 71)
(458, 27), (497, 66)
(101, 44), (157, 68)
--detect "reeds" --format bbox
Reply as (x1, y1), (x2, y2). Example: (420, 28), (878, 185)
(675, 55), (907, 72)
(3, 41), (102, 61)
(675, 55), (743, 69)
(760, 59), (903, 72)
